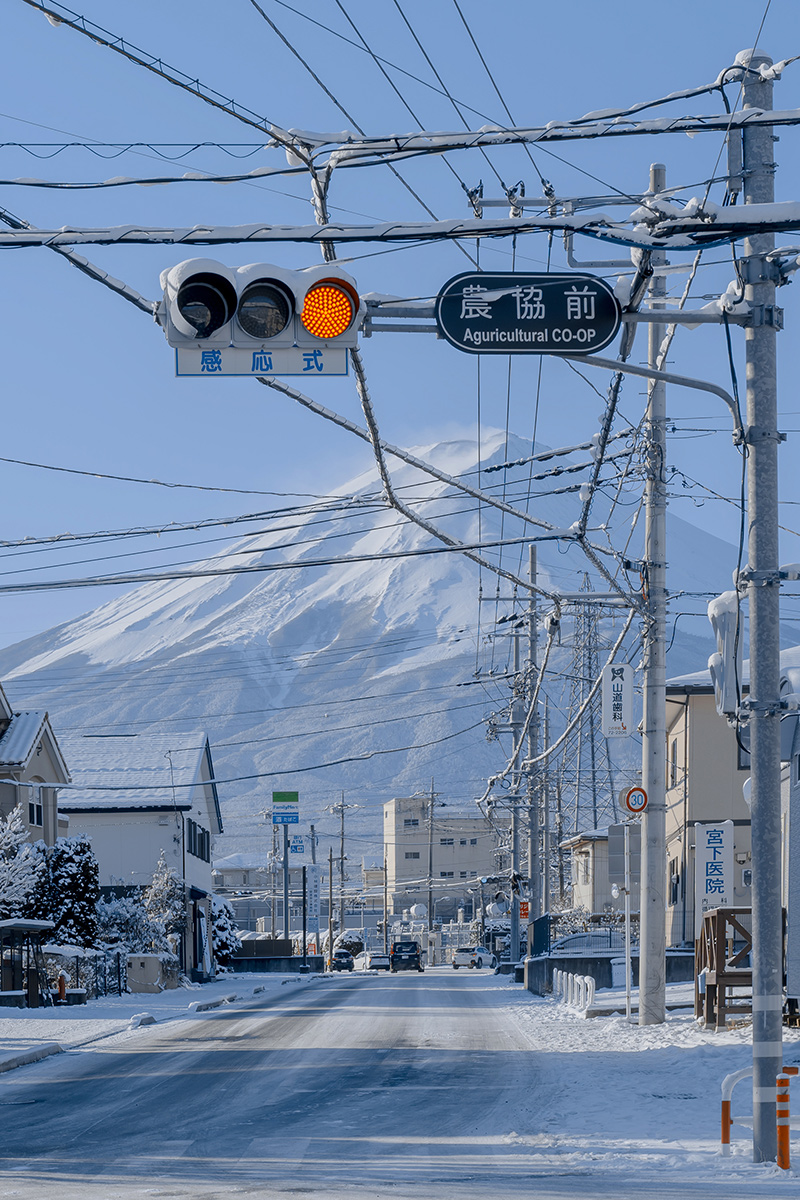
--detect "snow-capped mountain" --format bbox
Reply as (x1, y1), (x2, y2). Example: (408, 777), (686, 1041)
(0, 430), (743, 858)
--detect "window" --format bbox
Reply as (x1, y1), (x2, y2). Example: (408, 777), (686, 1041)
(470, 838), (478, 845)
(28, 801), (43, 827)
(440, 838), (454, 846)
(460, 871), (467, 878)
(459, 838), (467, 845)
(187, 818), (211, 863)
(404, 818), (419, 827)
(469, 871), (477, 877)
(669, 857), (680, 906)
(440, 871), (454, 878)
(669, 739), (678, 789)
(405, 851), (420, 860)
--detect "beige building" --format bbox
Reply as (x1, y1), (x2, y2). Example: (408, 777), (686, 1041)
(383, 795), (506, 920)
(0, 683), (70, 845)
(562, 827), (640, 915)
(665, 673), (755, 947)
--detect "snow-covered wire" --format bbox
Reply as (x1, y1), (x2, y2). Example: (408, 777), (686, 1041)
(477, 607), (559, 806)
(521, 608), (636, 771)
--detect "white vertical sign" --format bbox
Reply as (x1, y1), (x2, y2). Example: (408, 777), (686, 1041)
(694, 820), (735, 935)
(601, 662), (633, 738)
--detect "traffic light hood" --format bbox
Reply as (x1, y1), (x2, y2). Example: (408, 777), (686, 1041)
(159, 258), (363, 349)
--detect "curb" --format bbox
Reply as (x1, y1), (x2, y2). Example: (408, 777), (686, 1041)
(0, 1042), (63, 1075)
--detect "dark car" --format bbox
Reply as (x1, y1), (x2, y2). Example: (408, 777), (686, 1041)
(390, 940), (423, 973)
(331, 949), (354, 972)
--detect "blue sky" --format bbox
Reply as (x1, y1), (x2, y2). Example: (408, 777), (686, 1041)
(3, 0), (800, 646)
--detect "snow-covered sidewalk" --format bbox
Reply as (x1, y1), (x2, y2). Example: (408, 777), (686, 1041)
(495, 975), (800, 1185)
(0, 971), (308, 1071)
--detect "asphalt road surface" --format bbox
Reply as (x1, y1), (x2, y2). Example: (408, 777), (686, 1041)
(0, 969), (797, 1200)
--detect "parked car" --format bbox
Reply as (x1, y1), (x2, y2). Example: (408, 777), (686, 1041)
(390, 940), (423, 972)
(550, 931), (627, 955)
(331, 949), (354, 972)
(452, 945), (497, 969)
(367, 951), (390, 971)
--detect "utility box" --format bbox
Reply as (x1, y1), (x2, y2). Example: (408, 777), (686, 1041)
(126, 955), (178, 993)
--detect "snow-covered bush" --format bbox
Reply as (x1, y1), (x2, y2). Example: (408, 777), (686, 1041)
(210, 895), (240, 968)
(0, 804), (42, 919)
(334, 930), (363, 957)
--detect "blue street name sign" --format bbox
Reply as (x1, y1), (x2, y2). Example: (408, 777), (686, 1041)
(435, 272), (621, 356)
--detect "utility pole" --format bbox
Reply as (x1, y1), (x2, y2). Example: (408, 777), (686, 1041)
(509, 628), (523, 964)
(383, 848), (389, 954)
(327, 846), (334, 970)
(427, 779), (436, 933)
(639, 161), (668, 1027)
(282, 822), (290, 942)
(309, 823), (319, 952)
(526, 546), (541, 920)
(541, 697), (551, 916)
(270, 823), (277, 937)
(327, 796), (360, 935)
(740, 48), (782, 1164)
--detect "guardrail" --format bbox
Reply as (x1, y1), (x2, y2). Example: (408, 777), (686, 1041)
(721, 1064), (800, 1168)
(552, 968), (596, 1012)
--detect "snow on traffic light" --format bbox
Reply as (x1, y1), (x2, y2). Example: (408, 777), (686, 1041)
(158, 259), (363, 377)
(707, 590), (743, 718)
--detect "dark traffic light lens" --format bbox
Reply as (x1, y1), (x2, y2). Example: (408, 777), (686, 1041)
(176, 274), (236, 338)
(237, 282), (293, 339)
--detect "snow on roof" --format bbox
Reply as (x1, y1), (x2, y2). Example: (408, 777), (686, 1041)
(213, 852), (266, 871)
(58, 732), (213, 812)
(0, 711), (49, 768)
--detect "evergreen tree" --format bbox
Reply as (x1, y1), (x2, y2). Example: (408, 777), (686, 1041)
(47, 834), (100, 947)
(144, 850), (186, 953)
(96, 890), (162, 953)
(210, 895), (241, 967)
(0, 804), (42, 920)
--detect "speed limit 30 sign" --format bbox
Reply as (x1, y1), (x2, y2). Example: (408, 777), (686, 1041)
(623, 786), (648, 815)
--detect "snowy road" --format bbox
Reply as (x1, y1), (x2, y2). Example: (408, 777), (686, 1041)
(1, 969), (799, 1199)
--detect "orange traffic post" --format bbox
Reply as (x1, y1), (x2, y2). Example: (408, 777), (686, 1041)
(777, 1067), (798, 1171)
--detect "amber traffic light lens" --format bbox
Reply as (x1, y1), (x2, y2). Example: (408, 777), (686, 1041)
(300, 282), (356, 339)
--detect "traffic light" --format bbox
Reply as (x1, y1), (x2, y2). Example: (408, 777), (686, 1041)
(707, 590), (742, 717)
(158, 258), (363, 350)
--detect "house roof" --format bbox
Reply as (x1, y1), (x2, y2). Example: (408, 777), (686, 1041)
(0, 708), (70, 781)
(58, 732), (222, 831)
(213, 852), (265, 871)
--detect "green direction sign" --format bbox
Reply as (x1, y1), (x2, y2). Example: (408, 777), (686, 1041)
(435, 271), (621, 355)
(272, 790), (299, 825)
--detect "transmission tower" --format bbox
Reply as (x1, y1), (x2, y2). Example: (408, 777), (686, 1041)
(556, 576), (619, 850)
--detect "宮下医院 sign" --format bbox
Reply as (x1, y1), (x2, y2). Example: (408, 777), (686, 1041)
(695, 820), (734, 934)
(601, 662), (633, 738)
(272, 790), (299, 825)
(435, 272), (621, 356)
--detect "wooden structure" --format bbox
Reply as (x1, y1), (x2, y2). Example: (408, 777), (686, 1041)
(0, 918), (55, 1008)
(695, 907), (754, 1030)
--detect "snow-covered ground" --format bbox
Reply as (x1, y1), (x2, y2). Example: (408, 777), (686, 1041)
(0, 971), (299, 1064)
(3, 971), (800, 1195)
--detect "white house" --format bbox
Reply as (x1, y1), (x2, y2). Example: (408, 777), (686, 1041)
(58, 732), (223, 981)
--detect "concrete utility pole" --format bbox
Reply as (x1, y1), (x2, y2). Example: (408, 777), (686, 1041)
(739, 48), (783, 1165)
(526, 546), (541, 920)
(327, 846), (334, 970)
(509, 629), (523, 963)
(639, 162), (668, 1026)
